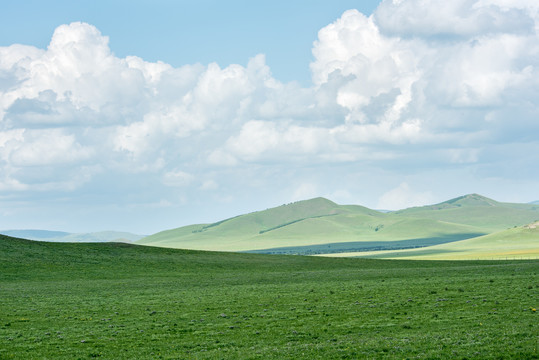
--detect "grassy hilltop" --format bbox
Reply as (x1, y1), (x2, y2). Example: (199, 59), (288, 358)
(137, 194), (539, 258)
(393, 194), (539, 232)
(0, 234), (537, 359)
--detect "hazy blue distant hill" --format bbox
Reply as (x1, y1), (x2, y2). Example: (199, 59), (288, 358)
(0, 230), (144, 243)
(56, 231), (145, 243)
(0, 229), (71, 240)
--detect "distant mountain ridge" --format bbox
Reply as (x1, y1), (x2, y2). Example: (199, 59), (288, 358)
(0, 230), (145, 243)
(4, 194), (537, 258)
(0, 229), (71, 240)
(137, 193), (539, 254)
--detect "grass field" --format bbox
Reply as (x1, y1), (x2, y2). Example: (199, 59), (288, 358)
(1, 235), (537, 359)
(321, 222), (539, 260)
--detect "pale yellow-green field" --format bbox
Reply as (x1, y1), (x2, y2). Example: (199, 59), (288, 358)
(138, 196), (539, 257)
(137, 197), (490, 252)
(317, 223), (539, 260)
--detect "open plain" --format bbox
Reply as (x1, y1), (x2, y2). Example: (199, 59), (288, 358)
(1, 235), (537, 359)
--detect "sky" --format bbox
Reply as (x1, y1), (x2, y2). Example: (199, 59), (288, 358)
(0, 0), (538, 234)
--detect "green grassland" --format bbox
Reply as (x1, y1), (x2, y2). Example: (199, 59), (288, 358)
(137, 194), (539, 257)
(331, 222), (539, 260)
(1, 235), (538, 359)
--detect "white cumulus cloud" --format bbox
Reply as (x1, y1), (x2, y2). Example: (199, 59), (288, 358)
(0, 0), (538, 229)
(374, 0), (534, 38)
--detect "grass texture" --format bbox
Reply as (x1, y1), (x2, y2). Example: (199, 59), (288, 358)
(1, 235), (537, 359)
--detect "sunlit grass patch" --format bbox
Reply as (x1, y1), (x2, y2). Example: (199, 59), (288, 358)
(0, 235), (537, 358)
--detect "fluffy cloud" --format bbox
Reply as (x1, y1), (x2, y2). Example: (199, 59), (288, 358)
(311, 4), (539, 128)
(374, 0), (534, 38)
(0, 1), (538, 226)
(9, 129), (93, 167)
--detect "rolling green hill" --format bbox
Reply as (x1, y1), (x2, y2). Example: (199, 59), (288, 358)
(1, 234), (537, 359)
(2, 196), (535, 357)
(393, 194), (539, 232)
(138, 197), (390, 251)
(137, 194), (539, 256)
(137, 196), (488, 252)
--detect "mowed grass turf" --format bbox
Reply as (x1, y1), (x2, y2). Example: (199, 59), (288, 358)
(0, 235), (538, 359)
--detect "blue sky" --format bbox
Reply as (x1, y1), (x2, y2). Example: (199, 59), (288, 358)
(0, 0), (379, 84)
(0, 0), (538, 234)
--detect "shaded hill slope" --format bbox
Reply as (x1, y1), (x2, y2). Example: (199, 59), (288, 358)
(339, 221), (539, 260)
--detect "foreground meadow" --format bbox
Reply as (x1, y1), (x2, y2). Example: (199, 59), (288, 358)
(0, 236), (537, 359)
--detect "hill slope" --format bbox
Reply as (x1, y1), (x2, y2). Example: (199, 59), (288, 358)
(137, 197), (490, 252)
(1, 231), (537, 359)
(393, 194), (539, 232)
(138, 197), (367, 251)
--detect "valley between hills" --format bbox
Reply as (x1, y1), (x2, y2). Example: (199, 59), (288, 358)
(2, 193), (538, 260)
(136, 194), (539, 260)
(1, 194), (537, 359)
